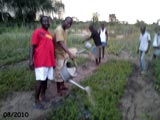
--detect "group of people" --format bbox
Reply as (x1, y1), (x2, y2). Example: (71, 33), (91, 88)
(29, 15), (160, 109)
(29, 16), (75, 109)
(29, 16), (108, 110)
(137, 25), (160, 74)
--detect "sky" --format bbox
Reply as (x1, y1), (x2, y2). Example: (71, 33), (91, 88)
(62, 0), (160, 24)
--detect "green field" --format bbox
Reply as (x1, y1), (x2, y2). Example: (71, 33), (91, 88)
(0, 22), (160, 120)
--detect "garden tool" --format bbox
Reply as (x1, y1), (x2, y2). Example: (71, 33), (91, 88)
(60, 59), (90, 92)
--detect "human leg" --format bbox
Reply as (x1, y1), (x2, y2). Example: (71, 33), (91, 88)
(55, 59), (68, 95)
(101, 42), (106, 58)
(60, 81), (68, 90)
(102, 46), (105, 58)
(35, 81), (43, 103)
(96, 46), (101, 64)
(33, 80), (45, 110)
(41, 79), (48, 101)
(99, 46), (102, 63)
(140, 51), (146, 72)
(34, 67), (49, 107)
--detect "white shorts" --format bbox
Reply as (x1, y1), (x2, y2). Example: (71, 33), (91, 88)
(35, 67), (54, 81)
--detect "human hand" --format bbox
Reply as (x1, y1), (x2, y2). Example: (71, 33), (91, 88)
(69, 53), (75, 60)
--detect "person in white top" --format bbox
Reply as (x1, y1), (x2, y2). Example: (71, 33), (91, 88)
(152, 26), (160, 59)
(99, 23), (108, 58)
(137, 25), (151, 74)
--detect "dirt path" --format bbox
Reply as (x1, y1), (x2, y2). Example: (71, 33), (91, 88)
(119, 55), (160, 120)
(0, 55), (107, 120)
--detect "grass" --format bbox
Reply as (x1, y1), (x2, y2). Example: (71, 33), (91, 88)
(0, 22), (159, 119)
(0, 23), (139, 101)
(0, 63), (35, 99)
(0, 26), (90, 101)
(0, 30), (31, 66)
(152, 59), (160, 91)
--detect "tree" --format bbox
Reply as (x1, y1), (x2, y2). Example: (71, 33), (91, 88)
(53, 1), (65, 20)
(109, 14), (117, 23)
(0, 0), (65, 24)
(1, 0), (55, 23)
(135, 20), (146, 27)
(92, 12), (99, 23)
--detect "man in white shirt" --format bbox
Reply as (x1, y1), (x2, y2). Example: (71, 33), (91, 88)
(137, 25), (151, 74)
(152, 26), (160, 59)
(99, 23), (108, 59)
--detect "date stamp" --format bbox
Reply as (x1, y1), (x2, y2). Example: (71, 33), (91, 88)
(3, 112), (29, 118)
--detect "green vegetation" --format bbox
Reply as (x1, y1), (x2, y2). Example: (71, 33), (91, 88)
(0, 64), (35, 99)
(152, 59), (160, 91)
(0, 29), (31, 66)
(48, 60), (132, 120)
(0, 21), (159, 119)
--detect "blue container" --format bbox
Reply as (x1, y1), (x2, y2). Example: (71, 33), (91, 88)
(92, 46), (96, 56)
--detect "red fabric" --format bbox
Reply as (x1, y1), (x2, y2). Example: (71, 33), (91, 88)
(31, 28), (56, 67)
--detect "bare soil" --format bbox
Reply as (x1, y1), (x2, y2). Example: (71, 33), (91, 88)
(119, 59), (160, 120)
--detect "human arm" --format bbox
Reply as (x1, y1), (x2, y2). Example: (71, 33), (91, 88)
(145, 33), (151, 54)
(82, 37), (91, 43)
(137, 42), (140, 54)
(57, 41), (75, 60)
(82, 33), (92, 43)
(105, 30), (109, 47)
(146, 41), (151, 54)
(29, 45), (36, 70)
(153, 34), (159, 48)
(137, 35), (141, 54)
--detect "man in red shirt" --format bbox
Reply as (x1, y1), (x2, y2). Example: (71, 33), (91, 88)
(29, 16), (56, 109)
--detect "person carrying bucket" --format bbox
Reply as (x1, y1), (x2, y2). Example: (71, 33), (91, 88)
(54, 17), (75, 96)
(83, 24), (102, 65)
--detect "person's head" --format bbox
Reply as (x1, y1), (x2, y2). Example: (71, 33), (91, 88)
(140, 25), (146, 34)
(62, 16), (73, 30)
(89, 24), (95, 32)
(101, 23), (105, 29)
(40, 16), (50, 30)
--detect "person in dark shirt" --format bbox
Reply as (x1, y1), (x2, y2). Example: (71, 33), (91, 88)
(83, 24), (102, 65)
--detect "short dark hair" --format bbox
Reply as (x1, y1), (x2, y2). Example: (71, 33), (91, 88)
(40, 16), (49, 23)
(89, 24), (94, 30)
(64, 16), (73, 21)
(64, 16), (73, 25)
